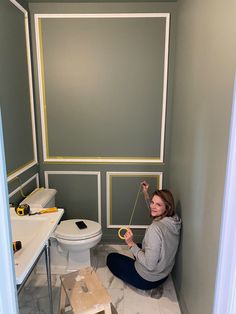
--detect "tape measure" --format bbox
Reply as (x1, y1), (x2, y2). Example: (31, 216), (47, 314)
(13, 241), (22, 253)
(117, 183), (150, 240)
(15, 204), (30, 216)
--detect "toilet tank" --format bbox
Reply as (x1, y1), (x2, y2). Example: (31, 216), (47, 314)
(20, 188), (57, 208)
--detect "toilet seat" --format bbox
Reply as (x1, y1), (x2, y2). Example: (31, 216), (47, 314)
(55, 219), (102, 241)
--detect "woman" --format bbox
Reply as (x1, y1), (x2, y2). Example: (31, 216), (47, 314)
(106, 181), (181, 293)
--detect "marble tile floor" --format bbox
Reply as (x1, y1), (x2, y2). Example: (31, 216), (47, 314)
(18, 244), (181, 314)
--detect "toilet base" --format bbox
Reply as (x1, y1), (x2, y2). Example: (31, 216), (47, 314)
(67, 250), (91, 271)
(35, 238), (98, 274)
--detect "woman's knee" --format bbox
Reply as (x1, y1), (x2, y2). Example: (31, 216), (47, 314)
(106, 252), (119, 268)
(107, 252), (116, 261)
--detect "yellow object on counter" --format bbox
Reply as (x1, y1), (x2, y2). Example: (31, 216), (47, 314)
(15, 204), (30, 216)
(39, 207), (58, 214)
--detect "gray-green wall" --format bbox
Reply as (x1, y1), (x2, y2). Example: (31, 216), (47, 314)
(29, 2), (177, 242)
(169, 0), (236, 313)
(2, 0), (236, 313)
(0, 0), (39, 205)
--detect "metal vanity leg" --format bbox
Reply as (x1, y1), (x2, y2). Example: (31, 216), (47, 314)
(45, 239), (53, 314)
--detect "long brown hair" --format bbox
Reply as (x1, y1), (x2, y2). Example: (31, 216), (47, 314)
(152, 189), (175, 219)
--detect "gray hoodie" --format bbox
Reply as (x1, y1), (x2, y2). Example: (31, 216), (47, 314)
(130, 214), (181, 282)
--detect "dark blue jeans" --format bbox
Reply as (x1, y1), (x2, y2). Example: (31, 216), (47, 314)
(106, 252), (168, 290)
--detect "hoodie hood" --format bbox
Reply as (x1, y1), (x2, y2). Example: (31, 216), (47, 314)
(154, 214), (182, 235)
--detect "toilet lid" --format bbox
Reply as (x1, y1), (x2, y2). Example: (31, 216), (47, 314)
(54, 219), (102, 240)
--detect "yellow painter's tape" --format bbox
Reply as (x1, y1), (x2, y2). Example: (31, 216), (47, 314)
(118, 227), (129, 240)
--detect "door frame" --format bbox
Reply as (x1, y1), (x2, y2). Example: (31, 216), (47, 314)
(213, 74), (236, 314)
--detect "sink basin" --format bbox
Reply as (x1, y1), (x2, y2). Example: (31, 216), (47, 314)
(12, 217), (49, 249)
(10, 208), (64, 285)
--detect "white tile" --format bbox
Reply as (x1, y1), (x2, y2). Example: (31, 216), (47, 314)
(158, 299), (181, 314)
(162, 276), (179, 302)
(123, 285), (161, 314)
(18, 302), (39, 314)
(157, 277), (181, 314)
(107, 288), (124, 314)
(96, 266), (125, 289)
(18, 244), (181, 314)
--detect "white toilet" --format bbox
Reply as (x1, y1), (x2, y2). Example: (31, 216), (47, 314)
(21, 188), (102, 271)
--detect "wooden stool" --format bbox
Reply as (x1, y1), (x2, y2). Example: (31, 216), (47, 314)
(59, 267), (112, 314)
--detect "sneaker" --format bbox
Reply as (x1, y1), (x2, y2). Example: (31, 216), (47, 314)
(150, 285), (163, 299)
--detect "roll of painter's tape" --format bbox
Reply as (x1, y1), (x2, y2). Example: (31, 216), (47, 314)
(118, 227), (129, 240)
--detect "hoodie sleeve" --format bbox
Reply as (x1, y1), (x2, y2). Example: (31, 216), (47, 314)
(130, 224), (162, 271)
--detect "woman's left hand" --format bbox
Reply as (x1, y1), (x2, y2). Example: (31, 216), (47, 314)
(124, 228), (135, 248)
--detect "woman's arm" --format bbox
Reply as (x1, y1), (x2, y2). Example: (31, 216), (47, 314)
(130, 225), (162, 271)
(141, 181), (150, 201)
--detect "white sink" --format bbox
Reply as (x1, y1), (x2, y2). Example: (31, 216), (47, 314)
(10, 208), (64, 285)
(12, 217), (48, 247)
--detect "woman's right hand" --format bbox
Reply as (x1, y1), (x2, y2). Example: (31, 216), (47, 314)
(141, 181), (149, 193)
(124, 228), (135, 248)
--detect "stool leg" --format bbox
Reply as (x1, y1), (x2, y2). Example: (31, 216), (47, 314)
(110, 303), (119, 314)
(103, 303), (112, 314)
(59, 286), (66, 314)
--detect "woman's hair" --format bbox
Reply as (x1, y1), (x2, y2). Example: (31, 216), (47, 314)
(152, 189), (175, 218)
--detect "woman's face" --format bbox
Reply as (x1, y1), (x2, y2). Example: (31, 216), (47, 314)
(150, 195), (166, 217)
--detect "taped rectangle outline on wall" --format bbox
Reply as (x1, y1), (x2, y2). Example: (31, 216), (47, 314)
(8, 173), (39, 199)
(8, 0), (38, 182)
(35, 13), (170, 164)
(106, 171), (163, 228)
(44, 170), (101, 224)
